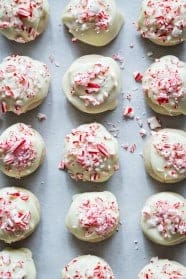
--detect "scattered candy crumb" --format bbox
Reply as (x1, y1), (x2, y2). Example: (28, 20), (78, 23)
(72, 37), (78, 43)
(54, 61), (60, 67)
(147, 51), (153, 57)
(139, 128), (147, 137)
(133, 71), (143, 82)
(48, 54), (60, 67)
(129, 43), (134, 48)
(135, 116), (143, 128)
(121, 143), (137, 153)
(129, 144), (136, 153)
(58, 161), (66, 170)
(36, 113), (47, 121)
(123, 106), (134, 119)
(147, 116), (162, 130)
(112, 53), (124, 69)
(126, 93), (132, 101)
(121, 143), (129, 150)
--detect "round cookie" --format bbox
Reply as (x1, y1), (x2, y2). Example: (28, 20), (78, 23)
(0, 187), (40, 244)
(0, 123), (46, 178)
(137, 0), (186, 46)
(142, 56), (186, 116)
(0, 248), (36, 279)
(66, 191), (119, 242)
(61, 122), (119, 182)
(141, 192), (186, 246)
(0, 55), (51, 115)
(62, 55), (121, 114)
(138, 258), (186, 279)
(0, 0), (49, 43)
(62, 0), (124, 46)
(62, 255), (115, 279)
(143, 129), (186, 183)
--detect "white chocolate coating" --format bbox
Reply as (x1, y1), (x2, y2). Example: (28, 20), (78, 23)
(62, 0), (124, 46)
(143, 56), (186, 116)
(0, 248), (36, 279)
(0, 187), (40, 244)
(0, 123), (46, 178)
(0, 55), (51, 115)
(62, 255), (115, 279)
(141, 192), (186, 246)
(61, 122), (119, 182)
(138, 258), (186, 279)
(137, 0), (186, 46)
(143, 129), (186, 183)
(66, 191), (119, 242)
(0, 0), (49, 43)
(62, 55), (121, 114)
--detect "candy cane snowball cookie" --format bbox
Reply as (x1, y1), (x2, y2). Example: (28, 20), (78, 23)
(0, 123), (46, 178)
(0, 55), (51, 115)
(137, 0), (186, 46)
(143, 129), (186, 183)
(138, 258), (186, 279)
(0, 187), (40, 244)
(62, 55), (121, 114)
(66, 191), (119, 242)
(0, 248), (36, 279)
(62, 255), (115, 279)
(141, 192), (186, 246)
(60, 122), (119, 182)
(62, 0), (124, 46)
(143, 56), (186, 116)
(0, 0), (49, 43)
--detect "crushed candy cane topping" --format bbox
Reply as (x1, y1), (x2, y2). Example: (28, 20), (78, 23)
(0, 55), (50, 115)
(0, 124), (37, 171)
(143, 58), (185, 107)
(78, 197), (119, 236)
(140, 258), (186, 279)
(67, 0), (110, 32)
(0, 252), (26, 278)
(154, 133), (186, 176)
(64, 257), (115, 279)
(138, 0), (185, 43)
(62, 123), (118, 181)
(143, 199), (186, 238)
(71, 63), (111, 106)
(0, 192), (31, 233)
(0, 136), (36, 170)
(0, 0), (47, 42)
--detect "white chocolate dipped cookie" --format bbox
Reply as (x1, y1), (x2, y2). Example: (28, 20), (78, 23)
(0, 248), (36, 279)
(0, 0), (49, 43)
(62, 0), (124, 46)
(66, 191), (119, 242)
(141, 192), (186, 246)
(0, 55), (51, 115)
(60, 122), (119, 182)
(138, 258), (186, 279)
(142, 56), (186, 116)
(137, 0), (186, 46)
(62, 55), (121, 114)
(0, 123), (46, 178)
(62, 255), (115, 279)
(0, 187), (40, 244)
(143, 129), (186, 183)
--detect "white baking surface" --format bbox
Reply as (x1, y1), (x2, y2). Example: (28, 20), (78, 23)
(0, 1), (185, 278)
